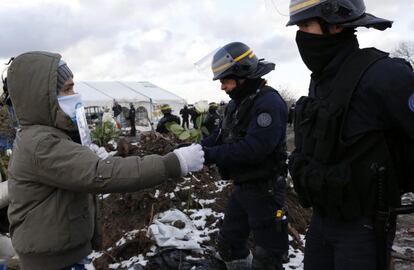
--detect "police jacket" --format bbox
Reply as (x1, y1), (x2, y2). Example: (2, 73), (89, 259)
(202, 79), (288, 184)
(156, 113), (181, 133)
(289, 39), (414, 220)
(7, 52), (182, 270)
(203, 108), (221, 135)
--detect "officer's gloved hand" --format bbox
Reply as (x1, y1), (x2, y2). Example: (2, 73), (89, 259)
(89, 143), (110, 160)
(173, 144), (205, 176)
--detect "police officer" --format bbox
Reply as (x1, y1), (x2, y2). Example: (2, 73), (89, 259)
(156, 104), (181, 133)
(201, 42), (289, 270)
(179, 105), (191, 129)
(129, 103), (136, 137)
(286, 1), (414, 270)
(202, 102), (221, 135)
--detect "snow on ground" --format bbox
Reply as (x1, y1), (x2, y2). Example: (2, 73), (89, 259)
(283, 235), (305, 270)
(85, 164), (306, 269)
(115, 229), (142, 247)
(393, 193), (414, 270)
(286, 245), (304, 270)
(402, 193), (414, 205)
(108, 254), (148, 269)
(212, 180), (231, 193)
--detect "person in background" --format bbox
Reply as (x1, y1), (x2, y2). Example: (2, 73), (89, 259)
(129, 103), (136, 137)
(201, 42), (289, 270)
(217, 101), (227, 119)
(5, 51), (205, 270)
(202, 102), (221, 135)
(188, 104), (199, 128)
(179, 105), (190, 129)
(286, 1), (414, 269)
(156, 104), (181, 134)
(112, 100), (122, 128)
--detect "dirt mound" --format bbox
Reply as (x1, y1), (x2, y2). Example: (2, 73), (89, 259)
(93, 131), (311, 269)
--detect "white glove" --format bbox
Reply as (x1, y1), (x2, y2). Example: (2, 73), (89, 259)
(173, 144), (205, 176)
(89, 143), (110, 160)
(0, 180), (9, 209)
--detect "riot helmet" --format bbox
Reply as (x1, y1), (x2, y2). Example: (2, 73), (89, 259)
(208, 102), (218, 110)
(287, 0), (392, 31)
(211, 42), (275, 81)
(161, 104), (172, 114)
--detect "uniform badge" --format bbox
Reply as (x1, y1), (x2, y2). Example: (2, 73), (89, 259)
(257, 112), (272, 127)
(409, 92), (414, 112)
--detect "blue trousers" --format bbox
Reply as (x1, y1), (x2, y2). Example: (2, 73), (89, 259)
(218, 178), (288, 267)
(304, 213), (377, 270)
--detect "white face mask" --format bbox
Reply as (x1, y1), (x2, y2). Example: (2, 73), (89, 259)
(57, 93), (82, 123)
(57, 93), (92, 146)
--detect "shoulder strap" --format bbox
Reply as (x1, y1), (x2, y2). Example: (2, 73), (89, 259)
(329, 48), (388, 145)
(330, 48), (388, 110)
(236, 83), (273, 125)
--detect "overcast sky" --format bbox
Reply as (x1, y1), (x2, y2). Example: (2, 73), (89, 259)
(1, 0), (413, 103)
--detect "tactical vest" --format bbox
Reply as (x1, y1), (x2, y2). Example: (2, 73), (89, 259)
(289, 48), (404, 220)
(217, 85), (287, 185)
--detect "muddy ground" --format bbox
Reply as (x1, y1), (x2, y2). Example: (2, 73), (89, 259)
(92, 132), (311, 269)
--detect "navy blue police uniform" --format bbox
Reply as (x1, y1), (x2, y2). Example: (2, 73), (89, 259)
(285, 0), (414, 269)
(289, 38), (414, 270)
(202, 78), (289, 270)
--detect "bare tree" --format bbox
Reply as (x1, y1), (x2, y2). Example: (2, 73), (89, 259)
(392, 41), (414, 66)
(276, 85), (299, 107)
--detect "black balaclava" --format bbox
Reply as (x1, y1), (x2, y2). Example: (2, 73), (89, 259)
(295, 28), (357, 77)
(226, 76), (264, 101)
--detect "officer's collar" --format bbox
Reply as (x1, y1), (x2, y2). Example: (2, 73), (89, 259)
(231, 78), (265, 102)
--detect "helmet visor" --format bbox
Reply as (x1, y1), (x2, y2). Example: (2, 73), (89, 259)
(194, 47), (220, 80)
(212, 47), (255, 80)
(289, 0), (328, 16)
(211, 47), (237, 80)
(195, 45), (256, 80)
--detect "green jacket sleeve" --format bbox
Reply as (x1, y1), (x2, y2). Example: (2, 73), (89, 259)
(33, 135), (181, 193)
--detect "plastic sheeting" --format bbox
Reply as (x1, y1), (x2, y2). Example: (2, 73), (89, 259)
(148, 209), (202, 250)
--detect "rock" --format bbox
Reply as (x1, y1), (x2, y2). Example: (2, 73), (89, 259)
(173, 220), (186, 229)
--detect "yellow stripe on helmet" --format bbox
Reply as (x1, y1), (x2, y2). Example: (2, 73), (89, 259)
(212, 49), (253, 74)
(212, 62), (232, 73)
(290, 0), (321, 14)
(234, 49), (253, 62)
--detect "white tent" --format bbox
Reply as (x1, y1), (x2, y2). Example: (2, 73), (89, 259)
(75, 81), (187, 121)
